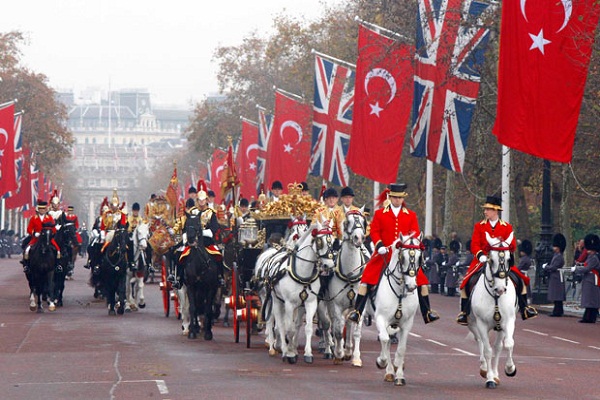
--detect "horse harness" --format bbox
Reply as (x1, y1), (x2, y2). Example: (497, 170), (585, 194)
(482, 245), (512, 332)
(103, 228), (128, 272)
(384, 240), (421, 323)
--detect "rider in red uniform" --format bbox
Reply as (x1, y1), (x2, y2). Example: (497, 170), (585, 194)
(456, 196), (538, 325)
(348, 183), (439, 324)
(21, 200), (61, 272)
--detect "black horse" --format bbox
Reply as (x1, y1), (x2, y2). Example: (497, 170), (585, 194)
(53, 222), (78, 307)
(182, 237), (220, 340)
(99, 228), (129, 315)
(27, 229), (56, 313)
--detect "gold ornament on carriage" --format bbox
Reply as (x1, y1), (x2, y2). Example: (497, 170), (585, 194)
(255, 182), (321, 219)
(238, 217), (259, 247)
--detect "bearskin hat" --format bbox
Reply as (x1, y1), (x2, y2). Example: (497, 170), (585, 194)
(584, 233), (600, 252)
(519, 239), (533, 256)
(449, 240), (460, 253)
(552, 234), (566, 253)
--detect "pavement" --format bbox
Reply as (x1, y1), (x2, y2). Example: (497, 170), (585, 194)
(536, 300), (584, 318)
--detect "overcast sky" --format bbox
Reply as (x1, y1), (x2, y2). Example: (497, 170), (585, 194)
(0, 0), (341, 107)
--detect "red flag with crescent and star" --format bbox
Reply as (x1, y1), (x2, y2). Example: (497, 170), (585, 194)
(210, 148), (228, 204)
(267, 91), (311, 188)
(493, 0), (600, 162)
(236, 119), (259, 199)
(0, 103), (16, 196)
(347, 25), (414, 184)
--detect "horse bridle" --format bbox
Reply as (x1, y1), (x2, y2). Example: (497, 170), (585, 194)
(104, 228), (127, 269)
(290, 227), (335, 284)
(342, 212), (366, 248)
(385, 239), (421, 299)
(484, 245), (511, 291)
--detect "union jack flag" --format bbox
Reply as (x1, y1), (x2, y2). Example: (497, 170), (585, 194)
(409, 0), (496, 172)
(309, 54), (354, 187)
(256, 107), (273, 192)
(3, 114), (23, 200)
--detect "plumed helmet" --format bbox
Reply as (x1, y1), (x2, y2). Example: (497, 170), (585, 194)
(322, 188), (339, 199)
(51, 190), (60, 205)
(132, 202), (140, 211)
(584, 233), (600, 252)
(340, 186), (355, 197)
(552, 234), (566, 253)
(110, 188), (119, 206)
(449, 240), (460, 253)
(196, 180), (208, 200)
(271, 180), (283, 190)
(519, 239), (533, 256)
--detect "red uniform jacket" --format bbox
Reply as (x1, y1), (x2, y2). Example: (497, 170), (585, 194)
(65, 213), (83, 244)
(361, 205), (428, 286)
(461, 218), (527, 289)
(27, 213), (60, 252)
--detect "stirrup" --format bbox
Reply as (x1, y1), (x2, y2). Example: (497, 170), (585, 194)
(456, 312), (469, 326)
(347, 310), (361, 323)
(166, 274), (176, 283)
(521, 306), (538, 320)
(425, 310), (440, 324)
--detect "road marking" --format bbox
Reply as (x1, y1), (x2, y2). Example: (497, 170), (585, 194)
(409, 332), (422, 338)
(452, 348), (476, 356)
(522, 328), (548, 336)
(110, 351), (122, 400)
(0, 323), (5, 327)
(426, 339), (447, 347)
(155, 380), (168, 395)
(13, 379), (169, 394)
(588, 346), (600, 351)
(551, 336), (580, 344)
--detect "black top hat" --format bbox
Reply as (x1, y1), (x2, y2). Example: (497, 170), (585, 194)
(322, 188), (339, 199)
(132, 202), (141, 211)
(388, 183), (408, 197)
(340, 186), (355, 197)
(271, 180), (283, 190)
(482, 196), (503, 211)
(300, 182), (309, 191)
(552, 234), (566, 253)
(519, 239), (533, 256)
(239, 198), (249, 207)
(36, 200), (48, 209)
(188, 186), (197, 194)
(67, 205), (74, 211)
(584, 233), (600, 252)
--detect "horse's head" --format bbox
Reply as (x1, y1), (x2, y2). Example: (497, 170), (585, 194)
(342, 208), (367, 248)
(287, 215), (308, 241)
(389, 232), (423, 293)
(304, 218), (335, 270)
(485, 231), (513, 296)
(135, 222), (150, 251)
(61, 222), (77, 247)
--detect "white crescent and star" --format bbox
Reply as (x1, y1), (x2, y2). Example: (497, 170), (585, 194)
(215, 165), (225, 176)
(245, 143), (259, 158)
(521, 0), (573, 55)
(0, 128), (8, 156)
(280, 120), (303, 153)
(364, 68), (396, 118)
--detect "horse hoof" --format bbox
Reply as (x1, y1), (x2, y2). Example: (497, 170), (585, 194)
(505, 366), (517, 377)
(333, 357), (343, 365)
(494, 377), (500, 385)
(384, 373), (394, 382)
(117, 308), (125, 315)
(268, 349), (277, 357)
(480, 369), (487, 379)
(376, 358), (387, 370)
(29, 304), (36, 312)
(138, 302), (146, 309)
(304, 355), (313, 364)
(48, 304), (56, 312)
(486, 381), (497, 389)
(182, 329), (189, 336)
(351, 360), (363, 368)
(394, 378), (406, 386)
(287, 356), (298, 364)
(323, 353), (333, 360)
(109, 310), (116, 316)
(204, 331), (213, 341)
(188, 332), (197, 339)
(343, 355), (352, 361)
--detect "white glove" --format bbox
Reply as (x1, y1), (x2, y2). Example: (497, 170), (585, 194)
(182, 233), (188, 244)
(100, 231), (106, 241)
(377, 246), (387, 255)
(542, 263), (548, 269)
(571, 266), (576, 272)
(168, 228), (175, 235)
(55, 224), (62, 231)
(202, 229), (213, 238)
(34, 232), (40, 238)
(479, 255), (488, 263)
(442, 261), (446, 266)
(92, 229), (100, 239)
(455, 261), (460, 266)
(122, 206), (127, 214)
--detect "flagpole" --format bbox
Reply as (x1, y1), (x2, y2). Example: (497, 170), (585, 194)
(373, 182), (379, 213)
(0, 99), (17, 109)
(273, 86), (304, 103)
(354, 16), (413, 43)
(1, 198), (5, 231)
(425, 160), (433, 237)
(239, 116), (258, 126)
(501, 146), (511, 223)
(311, 49), (356, 70)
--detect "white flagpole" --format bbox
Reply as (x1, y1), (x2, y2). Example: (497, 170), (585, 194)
(425, 160), (433, 237)
(501, 146), (511, 222)
(373, 181), (380, 212)
(1, 198), (5, 231)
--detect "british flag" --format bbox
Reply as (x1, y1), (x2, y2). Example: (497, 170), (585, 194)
(3, 114), (23, 200)
(256, 107), (273, 192)
(409, 0), (496, 172)
(309, 54), (354, 187)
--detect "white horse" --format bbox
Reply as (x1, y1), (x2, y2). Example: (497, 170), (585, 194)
(374, 233), (421, 386)
(469, 232), (517, 389)
(254, 216), (308, 356)
(126, 221), (150, 311)
(321, 208), (368, 366)
(269, 219), (335, 364)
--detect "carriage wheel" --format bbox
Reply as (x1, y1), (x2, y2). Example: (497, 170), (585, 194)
(245, 291), (252, 348)
(232, 262), (239, 343)
(160, 258), (170, 318)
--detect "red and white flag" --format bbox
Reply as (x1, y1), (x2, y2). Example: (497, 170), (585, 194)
(236, 119), (259, 199)
(268, 91), (312, 188)
(0, 103), (16, 196)
(493, 0), (600, 162)
(210, 148), (228, 204)
(348, 25), (413, 184)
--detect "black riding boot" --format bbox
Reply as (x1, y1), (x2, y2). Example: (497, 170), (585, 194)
(456, 298), (470, 326)
(20, 258), (30, 273)
(348, 293), (368, 323)
(418, 291), (440, 324)
(518, 293), (538, 320)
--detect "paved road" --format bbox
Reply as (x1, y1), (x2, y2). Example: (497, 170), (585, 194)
(0, 256), (598, 400)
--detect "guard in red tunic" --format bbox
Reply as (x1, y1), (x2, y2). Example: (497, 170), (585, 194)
(456, 196), (538, 325)
(21, 200), (61, 272)
(348, 184), (439, 324)
(65, 205), (83, 246)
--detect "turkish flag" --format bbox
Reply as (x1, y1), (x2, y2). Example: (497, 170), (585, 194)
(267, 91), (311, 189)
(493, 0), (600, 162)
(210, 148), (228, 204)
(0, 103), (16, 196)
(347, 25), (413, 184)
(236, 119), (259, 199)
(5, 145), (31, 210)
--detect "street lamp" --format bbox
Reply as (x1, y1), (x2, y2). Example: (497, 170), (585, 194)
(533, 159), (553, 304)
